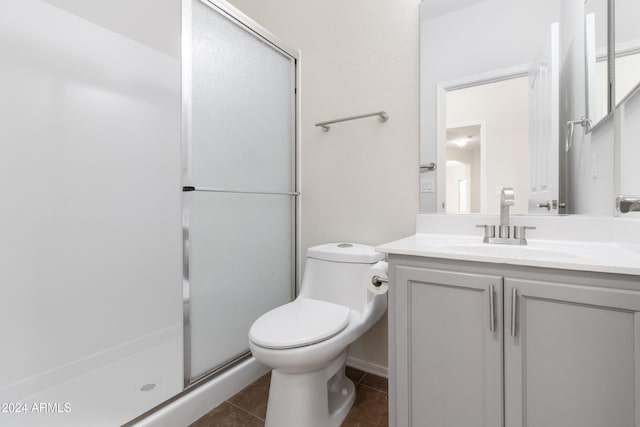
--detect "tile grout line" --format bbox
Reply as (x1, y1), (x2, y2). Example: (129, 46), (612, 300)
(355, 372), (367, 385)
(359, 383), (388, 395)
(225, 399), (266, 423)
(358, 372), (390, 391)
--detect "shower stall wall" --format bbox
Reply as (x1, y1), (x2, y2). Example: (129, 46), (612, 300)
(0, 0), (298, 425)
(0, 1), (183, 426)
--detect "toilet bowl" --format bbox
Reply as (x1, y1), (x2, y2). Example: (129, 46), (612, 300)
(248, 243), (387, 427)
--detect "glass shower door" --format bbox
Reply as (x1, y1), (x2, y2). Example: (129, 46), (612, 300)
(184, 0), (297, 383)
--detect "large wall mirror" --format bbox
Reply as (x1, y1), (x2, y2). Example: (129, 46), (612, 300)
(420, 1), (562, 215)
(420, 0), (635, 216)
(586, 0), (640, 129)
(613, 0), (640, 105)
(585, 0), (610, 126)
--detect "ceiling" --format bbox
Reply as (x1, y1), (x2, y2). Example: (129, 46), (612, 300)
(445, 124), (481, 151)
(420, 0), (489, 21)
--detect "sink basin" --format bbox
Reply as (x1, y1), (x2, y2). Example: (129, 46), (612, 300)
(435, 242), (586, 259)
(377, 227), (640, 275)
(413, 236), (604, 260)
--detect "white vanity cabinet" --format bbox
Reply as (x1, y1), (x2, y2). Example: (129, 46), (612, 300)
(393, 266), (504, 426)
(389, 257), (640, 427)
(504, 278), (640, 427)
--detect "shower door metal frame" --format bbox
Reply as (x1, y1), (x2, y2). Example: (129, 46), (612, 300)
(181, 0), (300, 388)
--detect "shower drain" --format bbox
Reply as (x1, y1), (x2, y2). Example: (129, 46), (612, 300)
(140, 383), (156, 392)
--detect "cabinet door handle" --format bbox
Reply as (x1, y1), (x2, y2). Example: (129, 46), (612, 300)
(510, 288), (517, 337)
(489, 284), (495, 332)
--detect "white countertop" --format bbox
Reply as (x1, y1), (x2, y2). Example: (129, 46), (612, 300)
(376, 214), (640, 276)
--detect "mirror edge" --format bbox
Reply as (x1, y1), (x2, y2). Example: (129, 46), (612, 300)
(585, 0), (615, 134)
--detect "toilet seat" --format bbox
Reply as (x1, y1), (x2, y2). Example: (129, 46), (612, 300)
(249, 298), (350, 350)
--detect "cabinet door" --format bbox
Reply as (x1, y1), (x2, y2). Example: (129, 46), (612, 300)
(393, 266), (503, 427)
(505, 278), (640, 427)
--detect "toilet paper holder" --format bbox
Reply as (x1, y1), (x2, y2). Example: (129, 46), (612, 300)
(371, 276), (389, 287)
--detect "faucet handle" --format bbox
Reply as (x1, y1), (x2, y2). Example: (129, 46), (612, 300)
(476, 224), (495, 240)
(498, 225), (511, 239)
(616, 196), (640, 214)
(513, 226), (536, 240)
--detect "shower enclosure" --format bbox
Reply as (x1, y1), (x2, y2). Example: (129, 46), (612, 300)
(182, 0), (298, 385)
(0, 0), (297, 425)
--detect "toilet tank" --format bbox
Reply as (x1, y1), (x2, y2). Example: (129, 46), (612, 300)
(298, 243), (384, 311)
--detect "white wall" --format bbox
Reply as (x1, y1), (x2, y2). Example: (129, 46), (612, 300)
(419, 0), (561, 212)
(226, 0), (420, 370)
(616, 0), (640, 47)
(618, 87), (640, 198)
(616, 54), (640, 103)
(0, 0), (183, 423)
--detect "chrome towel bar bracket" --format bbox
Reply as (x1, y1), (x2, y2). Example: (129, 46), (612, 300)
(315, 111), (388, 132)
(565, 116), (592, 152)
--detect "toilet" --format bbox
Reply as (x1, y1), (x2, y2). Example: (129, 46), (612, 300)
(248, 243), (387, 427)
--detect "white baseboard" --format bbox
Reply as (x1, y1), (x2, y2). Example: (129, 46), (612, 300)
(346, 356), (388, 378)
(132, 357), (268, 427)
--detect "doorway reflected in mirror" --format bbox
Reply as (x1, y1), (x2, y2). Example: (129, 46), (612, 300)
(445, 125), (480, 214)
(444, 76), (529, 215)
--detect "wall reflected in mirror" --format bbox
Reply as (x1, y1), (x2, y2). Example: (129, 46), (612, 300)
(585, 0), (609, 125)
(444, 76), (529, 215)
(587, 0), (640, 127)
(615, 0), (640, 105)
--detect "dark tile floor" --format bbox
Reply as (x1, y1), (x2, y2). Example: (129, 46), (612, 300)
(190, 366), (388, 427)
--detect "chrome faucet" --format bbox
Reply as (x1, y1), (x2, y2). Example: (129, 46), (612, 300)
(616, 196), (640, 215)
(499, 187), (515, 238)
(476, 187), (535, 245)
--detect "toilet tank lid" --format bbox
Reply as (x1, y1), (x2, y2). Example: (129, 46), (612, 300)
(307, 243), (384, 264)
